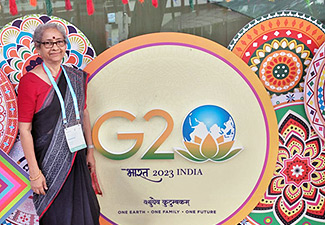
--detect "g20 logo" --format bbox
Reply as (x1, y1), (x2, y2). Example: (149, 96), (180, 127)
(92, 105), (243, 163)
(176, 105), (243, 162)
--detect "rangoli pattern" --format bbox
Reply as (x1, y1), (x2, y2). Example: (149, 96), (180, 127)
(234, 10), (325, 225)
(228, 10), (325, 100)
(240, 110), (325, 225)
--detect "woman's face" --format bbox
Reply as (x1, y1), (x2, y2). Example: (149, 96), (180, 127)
(37, 28), (67, 65)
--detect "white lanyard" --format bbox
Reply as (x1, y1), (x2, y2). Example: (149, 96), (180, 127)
(43, 63), (87, 152)
(42, 63), (80, 125)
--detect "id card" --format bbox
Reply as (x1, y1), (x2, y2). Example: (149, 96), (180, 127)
(64, 124), (87, 153)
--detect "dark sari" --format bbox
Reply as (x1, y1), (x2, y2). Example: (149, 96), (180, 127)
(31, 66), (100, 225)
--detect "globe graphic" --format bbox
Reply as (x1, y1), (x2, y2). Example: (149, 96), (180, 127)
(182, 105), (236, 143)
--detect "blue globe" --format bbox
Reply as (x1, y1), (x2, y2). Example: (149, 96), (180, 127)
(182, 105), (236, 143)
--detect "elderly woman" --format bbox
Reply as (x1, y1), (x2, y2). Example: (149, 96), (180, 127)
(18, 23), (100, 224)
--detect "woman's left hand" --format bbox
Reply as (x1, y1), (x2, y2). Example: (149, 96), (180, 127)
(83, 109), (102, 194)
(86, 149), (103, 195)
(86, 150), (96, 173)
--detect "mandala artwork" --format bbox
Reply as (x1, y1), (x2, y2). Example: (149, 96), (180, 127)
(240, 108), (325, 225)
(228, 10), (325, 106)
(229, 10), (325, 225)
(257, 110), (325, 224)
(305, 41), (325, 141)
(0, 14), (96, 90)
(0, 69), (18, 153)
(0, 149), (32, 224)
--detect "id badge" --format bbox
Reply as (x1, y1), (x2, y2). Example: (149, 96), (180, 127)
(64, 124), (87, 153)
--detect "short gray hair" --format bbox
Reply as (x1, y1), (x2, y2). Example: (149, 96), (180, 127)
(33, 23), (68, 48)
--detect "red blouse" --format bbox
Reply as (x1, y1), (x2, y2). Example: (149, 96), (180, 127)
(18, 71), (88, 123)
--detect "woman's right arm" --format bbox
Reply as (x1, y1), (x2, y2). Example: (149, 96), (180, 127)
(19, 122), (48, 195)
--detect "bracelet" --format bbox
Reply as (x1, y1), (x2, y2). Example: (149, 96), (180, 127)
(29, 170), (42, 181)
(87, 144), (95, 149)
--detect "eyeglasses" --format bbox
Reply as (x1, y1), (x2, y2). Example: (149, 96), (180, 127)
(38, 40), (66, 49)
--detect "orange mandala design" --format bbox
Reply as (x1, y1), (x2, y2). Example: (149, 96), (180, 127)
(259, 49), (303, 93)
(229, 10), (325, 98)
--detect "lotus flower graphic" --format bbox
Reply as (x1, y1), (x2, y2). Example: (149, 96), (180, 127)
(175, 105), (243, 162)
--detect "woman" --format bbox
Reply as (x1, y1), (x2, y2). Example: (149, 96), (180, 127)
(18, 23), (100, 225)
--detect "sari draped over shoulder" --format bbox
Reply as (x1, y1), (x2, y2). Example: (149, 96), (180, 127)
(31, 66), (100, 225)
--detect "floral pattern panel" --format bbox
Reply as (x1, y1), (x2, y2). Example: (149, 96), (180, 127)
(255, 110), (325, 224)
(239, 108), (325, 225)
